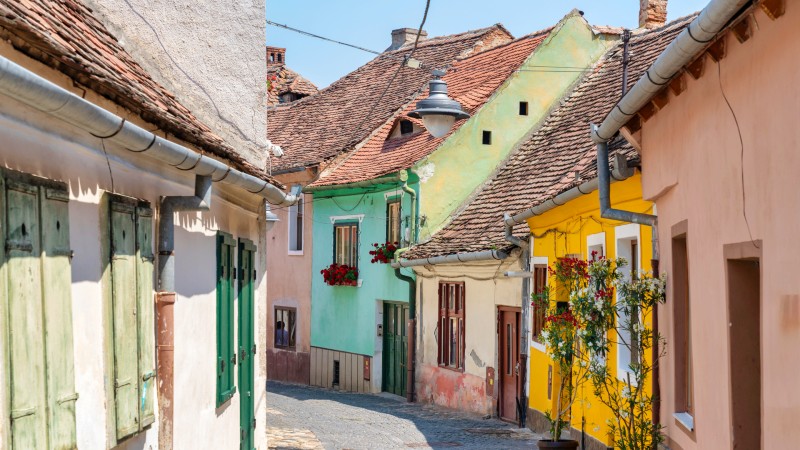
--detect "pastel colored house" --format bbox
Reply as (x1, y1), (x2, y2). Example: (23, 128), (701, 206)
(265, 25), (512, 387)
(0, 2), (294, 449)
(594, 0), (797, 448)
(401, 11), (690, 440)
(310, 11), (619, 403)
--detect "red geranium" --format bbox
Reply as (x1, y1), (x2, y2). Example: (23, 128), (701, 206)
(320, 263), (358, 286)
(369, 242), (399, 264)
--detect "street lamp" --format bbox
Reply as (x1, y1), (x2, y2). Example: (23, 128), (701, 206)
(408, 70), (469, 138)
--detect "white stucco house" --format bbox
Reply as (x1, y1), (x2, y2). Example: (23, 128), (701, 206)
(0, 1), (293, 449)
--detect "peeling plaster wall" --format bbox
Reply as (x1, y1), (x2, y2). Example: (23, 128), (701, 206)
(0, 44), (267, 449)
(413, 257), (522, 416)
(85, 0), (267, 168)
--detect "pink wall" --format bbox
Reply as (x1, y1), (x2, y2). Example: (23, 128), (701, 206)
(639, 6), (800, 449)
(266, 169), (315, 383)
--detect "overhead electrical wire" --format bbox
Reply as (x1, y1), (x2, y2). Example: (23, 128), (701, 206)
(267, 20), (381, 55)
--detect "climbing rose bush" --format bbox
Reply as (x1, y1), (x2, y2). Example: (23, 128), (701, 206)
(369, 242), (399, 264)
(320, 263), (358, 286)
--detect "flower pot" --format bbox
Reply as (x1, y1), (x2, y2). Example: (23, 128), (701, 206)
(536, 439), (579, 449)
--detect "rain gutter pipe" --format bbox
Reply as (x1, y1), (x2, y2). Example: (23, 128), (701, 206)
(589, 0), (748, 435)
(0, 54), (303, 449)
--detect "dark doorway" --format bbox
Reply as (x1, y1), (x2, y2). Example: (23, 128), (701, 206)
(383, 302), (409, 397)
(498, 306), (521, 422)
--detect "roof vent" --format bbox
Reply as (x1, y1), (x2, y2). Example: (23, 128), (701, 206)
(386, 28), (428, 51)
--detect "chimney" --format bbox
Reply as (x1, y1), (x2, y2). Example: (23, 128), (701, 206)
(639, 0), (667, 29)
(386, 28), (428, 51)
(267, 46), (286, 66)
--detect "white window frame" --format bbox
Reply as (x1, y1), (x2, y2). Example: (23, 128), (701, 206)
(531, 256), (548, 353)
(287, 191), (305, 255)
(330, 215), (364, 287)
(586, 232), (607, 366)
(614, 223), (641, 383)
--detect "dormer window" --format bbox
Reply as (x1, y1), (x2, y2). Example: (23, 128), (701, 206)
(400, 120), (414, 135)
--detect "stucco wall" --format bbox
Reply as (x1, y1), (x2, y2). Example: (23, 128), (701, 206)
(0, 44), (268, 450)
(413, 257), (522, 416)
(417, 13), (617, 240)
(639, 6), (800, 449)
(267, 170), (315, 384)
(526, 176), (654, 445)
(85, 0), (267, 168)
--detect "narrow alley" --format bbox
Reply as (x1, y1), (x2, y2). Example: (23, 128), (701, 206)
(266, 381), (541, 450)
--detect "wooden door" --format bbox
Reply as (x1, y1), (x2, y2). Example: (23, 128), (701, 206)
(498, 307), (521, 422)
(382, 302), (408, 397)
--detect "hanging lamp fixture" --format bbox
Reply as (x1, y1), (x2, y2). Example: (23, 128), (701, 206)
(408, 70), (469, 138)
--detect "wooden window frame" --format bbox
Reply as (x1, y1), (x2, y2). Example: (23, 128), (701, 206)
(437, 282), (465, 371)
(333, 221), (359, 268)
(274, 306), (297, 351)
(386, 198), (402, 246)
(216, 231), (237, 407)
(671, 220), (695, 429)
(531, 264), (548, 345)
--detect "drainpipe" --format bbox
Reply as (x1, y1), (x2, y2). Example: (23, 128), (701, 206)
(156, 174), (212, 449)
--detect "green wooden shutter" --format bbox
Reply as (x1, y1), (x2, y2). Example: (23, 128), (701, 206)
(5, 179), (47, 449)
(238, 238), (256, 450)
(40, 186), (78, 448)
(216, 232), (236, 406)
(135, 206), (155, 429)
(110, 201), (140, 439)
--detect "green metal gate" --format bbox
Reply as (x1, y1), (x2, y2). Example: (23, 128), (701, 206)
(382, 302), (408, 397)
(238, 239), (256, 450)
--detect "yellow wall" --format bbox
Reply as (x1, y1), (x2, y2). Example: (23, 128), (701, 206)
(527, 174), (654, 445)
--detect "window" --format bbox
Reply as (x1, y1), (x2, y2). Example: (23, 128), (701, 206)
(531, 264), (548, 344)
(3, 170), (78, 448)
(400, 119), (414, 135)
(288, 191), (304, 253)
(615, 224), (640, 380)
(482, 130), (492, 145)
(438, 282), (465, 370)
(387, 198), (402, 245)
(216, 232), (236, 406)
(275, 307), (297, 350)
(334, 222), (359, 267)
(586, 233), (606, 364)
(107, 196), (156, 439)
(519, 101), (529, 115)
(672, 226), (693, 421)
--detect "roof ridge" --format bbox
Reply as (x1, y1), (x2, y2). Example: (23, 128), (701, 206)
(384, 23), (513, 54)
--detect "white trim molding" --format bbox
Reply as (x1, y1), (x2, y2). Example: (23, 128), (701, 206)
(329, 214), (364, 224)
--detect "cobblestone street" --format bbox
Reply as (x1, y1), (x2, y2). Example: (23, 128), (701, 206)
(266, 381), (542, 450)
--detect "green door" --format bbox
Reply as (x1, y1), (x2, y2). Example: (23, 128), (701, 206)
(382, 302), (408, 397)
(238, 239), (256, 450)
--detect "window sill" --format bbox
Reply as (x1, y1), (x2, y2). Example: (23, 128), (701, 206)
(288, 250), (304, 256)
(437, 364), (465, 373)
(275, 346), (297, 352)
(531, 341), (546, 353)
(326, 279), (363, 288)
(673, 412), (694, 433)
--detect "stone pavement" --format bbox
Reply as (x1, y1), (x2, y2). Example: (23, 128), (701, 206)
(267, 380), (543, 450)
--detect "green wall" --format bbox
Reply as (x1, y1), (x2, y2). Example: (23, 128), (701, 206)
(416, 12), (618, 241)
(310, 182), (416, 356)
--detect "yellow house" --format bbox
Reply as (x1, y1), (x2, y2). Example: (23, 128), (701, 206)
(526, 175), (655, 447)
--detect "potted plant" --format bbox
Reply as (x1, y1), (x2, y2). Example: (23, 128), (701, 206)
(533, 253), (623, 449)
(369, 241), (399, 264)
(586, 269), (667, 450)
(320, 263), (358, 286)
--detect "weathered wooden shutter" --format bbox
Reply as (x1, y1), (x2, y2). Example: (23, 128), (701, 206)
(5, 178), (48, 449)
(216, 232), (236, 405)
(135, 206), (155, 428)
(110, 200), (140, 439)
(238, 238), (256, 449)
(40, 185), (78, 448)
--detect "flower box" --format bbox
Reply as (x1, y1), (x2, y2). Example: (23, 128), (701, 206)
(320, 263), (358, 286)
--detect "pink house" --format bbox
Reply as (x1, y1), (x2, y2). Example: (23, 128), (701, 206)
(598, 0), (797, 448)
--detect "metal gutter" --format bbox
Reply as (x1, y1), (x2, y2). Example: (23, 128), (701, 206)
(591, 0), (750, 143)
(303, 171), (408, 193)
(0, 55), (298, 207)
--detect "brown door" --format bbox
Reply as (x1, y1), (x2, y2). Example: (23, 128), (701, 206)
(498, 307), (521, 422)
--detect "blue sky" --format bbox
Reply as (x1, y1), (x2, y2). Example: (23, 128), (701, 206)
(267, 0), (708, 88)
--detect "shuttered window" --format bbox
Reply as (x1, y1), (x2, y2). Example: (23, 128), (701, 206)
(531, 265), (548, 343)
(216, 232), (236, 406)
(333, 222), (358, 268)
(2, 170), (78, 449)
(108, 196), (156, 440)
(437, 282), (465, 370)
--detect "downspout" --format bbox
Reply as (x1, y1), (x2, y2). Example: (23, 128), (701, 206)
(392, 171), (417, 402)
(504, 215), (529, 427)
(156, 174), (212, 449)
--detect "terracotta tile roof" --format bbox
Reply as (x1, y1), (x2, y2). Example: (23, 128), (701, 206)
(309, 31), (549, 187)
(267, 63), (318, 107)
(405, 15), (696, 260)
(267, 25), (514, 172)
(0, 0), (277, 184)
